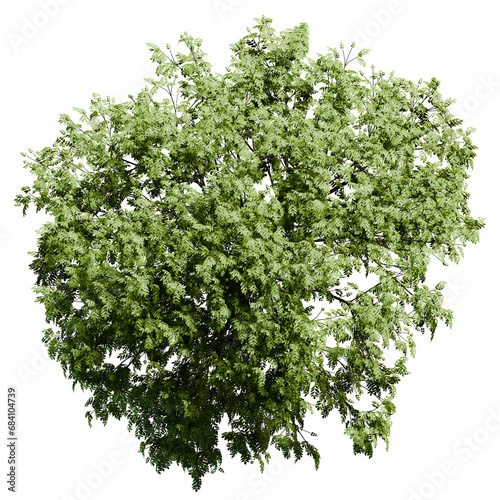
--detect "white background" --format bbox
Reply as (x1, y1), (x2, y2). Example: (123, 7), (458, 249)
(2, 1), (499, 499)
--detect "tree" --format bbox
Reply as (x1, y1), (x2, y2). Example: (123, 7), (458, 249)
(15, 15), (485, 491)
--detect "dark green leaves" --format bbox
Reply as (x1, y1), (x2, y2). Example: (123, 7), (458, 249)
(15, 15), (484, 491)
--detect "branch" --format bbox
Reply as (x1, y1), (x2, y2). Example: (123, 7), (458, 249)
(333, 294), (355, 305)
(116, 353), (138, 369)
(98, 110), (113, 141)
(297, 428), (309, 443)
(122, 157), (138, 166)
(430, 253), (446, 265)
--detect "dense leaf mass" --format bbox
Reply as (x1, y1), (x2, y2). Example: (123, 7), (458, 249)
(16, 16), (484, 491)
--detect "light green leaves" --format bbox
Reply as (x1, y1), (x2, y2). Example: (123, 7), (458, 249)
(15, 15), (484, 492)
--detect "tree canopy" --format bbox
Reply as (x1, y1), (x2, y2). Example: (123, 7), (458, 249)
(15, 15), (485, 491)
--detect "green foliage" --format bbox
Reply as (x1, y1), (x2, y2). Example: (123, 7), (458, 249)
(15, 15), (484, 491)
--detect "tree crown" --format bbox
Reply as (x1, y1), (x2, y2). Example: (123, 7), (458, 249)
(15, 15), (485, 491)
